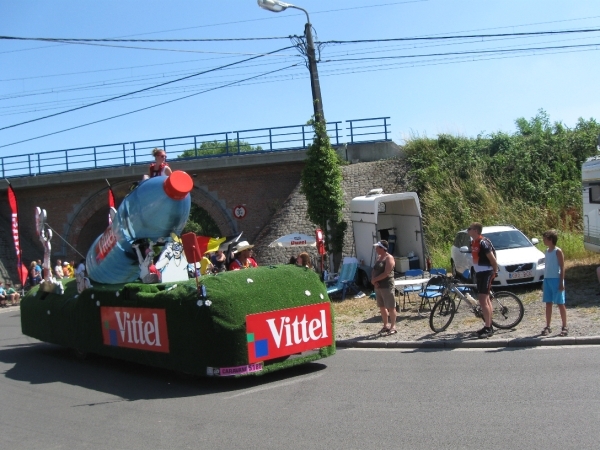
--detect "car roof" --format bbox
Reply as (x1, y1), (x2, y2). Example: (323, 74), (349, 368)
(482, 226), (518, 234)
(458, 225), (518, 234)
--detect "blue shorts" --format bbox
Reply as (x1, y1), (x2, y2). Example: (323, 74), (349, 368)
(542, 278), (565, 304)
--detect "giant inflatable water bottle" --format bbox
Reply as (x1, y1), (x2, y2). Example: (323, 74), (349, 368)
(86, 171), (193, 284)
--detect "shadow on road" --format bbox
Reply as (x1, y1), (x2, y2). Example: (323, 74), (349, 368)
(0, 341), (328, 401)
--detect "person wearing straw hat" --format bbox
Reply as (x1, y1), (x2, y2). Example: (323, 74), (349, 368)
(228, 241), (258, 270)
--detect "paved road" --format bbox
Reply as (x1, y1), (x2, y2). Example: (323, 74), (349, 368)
(1, 307), (599, 450)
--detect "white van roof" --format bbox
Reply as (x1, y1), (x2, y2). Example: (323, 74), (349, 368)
(350, 191), (421, 223)
(583, 157), (600, 182)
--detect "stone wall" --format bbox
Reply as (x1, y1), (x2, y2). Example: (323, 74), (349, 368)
(253, 157), (413, 270)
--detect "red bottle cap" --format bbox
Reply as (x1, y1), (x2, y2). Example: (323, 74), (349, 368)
(163, 171), (193, 200)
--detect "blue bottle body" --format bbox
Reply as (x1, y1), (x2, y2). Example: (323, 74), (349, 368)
(86, 175), (191, 284)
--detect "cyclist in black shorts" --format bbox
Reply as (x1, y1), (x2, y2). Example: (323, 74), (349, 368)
(467, 222), (499, 339)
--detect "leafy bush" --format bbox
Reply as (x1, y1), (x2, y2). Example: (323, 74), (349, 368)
(404, 110), (600, 263)
(301, 120), (345, 253)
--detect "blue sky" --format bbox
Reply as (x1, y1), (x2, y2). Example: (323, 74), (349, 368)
(1, 0), (599, 159)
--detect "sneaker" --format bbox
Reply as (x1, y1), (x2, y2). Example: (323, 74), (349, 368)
(478, 327), (494, 339)
(474, 326), (487, 337)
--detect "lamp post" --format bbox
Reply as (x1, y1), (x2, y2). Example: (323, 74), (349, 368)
(257, 0), (325, 124)
(259, 0), (342, 275)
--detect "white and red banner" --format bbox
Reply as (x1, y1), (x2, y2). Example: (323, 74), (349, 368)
(7, 185), (27, 286)
(246, 303), (332, 363)
(101, 307), (170, 353)
(108, 186), (115, 225)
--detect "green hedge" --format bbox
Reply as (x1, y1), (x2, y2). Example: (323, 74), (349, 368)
(21, 265), (335, 377)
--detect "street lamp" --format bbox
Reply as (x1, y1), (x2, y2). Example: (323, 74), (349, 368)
(257, 0), (325, 124)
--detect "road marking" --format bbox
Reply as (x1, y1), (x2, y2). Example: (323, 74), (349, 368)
(224, 372), (324, 399)
(344, 345), (600, 353)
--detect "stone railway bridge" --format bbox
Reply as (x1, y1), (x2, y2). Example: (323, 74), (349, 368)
(0, 141), (408, 284)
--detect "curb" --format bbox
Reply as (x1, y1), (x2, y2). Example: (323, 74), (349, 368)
(336, 335), (600, 349)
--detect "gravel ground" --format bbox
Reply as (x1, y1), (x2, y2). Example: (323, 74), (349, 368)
(333, 260), (600, 343)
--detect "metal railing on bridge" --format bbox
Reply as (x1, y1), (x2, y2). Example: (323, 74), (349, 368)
(0, 116), (391, 179)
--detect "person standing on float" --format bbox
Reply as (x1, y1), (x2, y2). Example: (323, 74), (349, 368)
(144, 148), (172, 180)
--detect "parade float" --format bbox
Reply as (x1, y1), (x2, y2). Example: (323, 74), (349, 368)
(18, 171), (335, 377)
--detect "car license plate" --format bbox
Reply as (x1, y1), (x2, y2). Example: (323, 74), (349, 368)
(509, 270), (532, 279)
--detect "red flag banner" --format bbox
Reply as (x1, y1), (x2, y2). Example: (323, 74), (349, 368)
(195, 236), (226, 259)
(7, 185), (27, 286)
(108, 187), (115, 225)
(182, 233), (241, 262)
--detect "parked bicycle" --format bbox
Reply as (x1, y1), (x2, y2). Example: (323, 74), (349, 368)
(428, 274), (524, 333)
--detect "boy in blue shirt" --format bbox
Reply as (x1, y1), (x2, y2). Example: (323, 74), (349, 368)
(541, 230), (567, 336)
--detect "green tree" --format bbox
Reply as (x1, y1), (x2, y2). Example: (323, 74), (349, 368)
(178, 140), (262, 158)
(300, 119), (345, 269)
(404, 110), (600, 251)
(182, 203), (221, 237)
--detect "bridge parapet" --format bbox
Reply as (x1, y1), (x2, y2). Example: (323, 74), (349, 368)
(1, 117), (391, 179)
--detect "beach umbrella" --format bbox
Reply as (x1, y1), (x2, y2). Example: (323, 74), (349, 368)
(268, 233), (316, 248)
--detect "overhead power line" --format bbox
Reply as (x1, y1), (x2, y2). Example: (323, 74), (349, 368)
(0, 45), (294, 132)
(1, 40), (597, 142)
(318, 28), (600, 44)
(323, 42), (600, 63)
(0, 63), (300, 149)
(2, 27), (600, 46)
(0, 35), (293, 42)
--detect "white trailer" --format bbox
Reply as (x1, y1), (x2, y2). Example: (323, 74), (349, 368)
(583, 156), (600, 253)
(350, 189), (426, 286)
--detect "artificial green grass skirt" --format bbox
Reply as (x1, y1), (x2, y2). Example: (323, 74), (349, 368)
(21, 265), (335, 377)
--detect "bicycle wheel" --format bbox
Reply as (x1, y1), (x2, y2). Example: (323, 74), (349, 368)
(491, 291), (524, 329)
(429, 296), (456, 333)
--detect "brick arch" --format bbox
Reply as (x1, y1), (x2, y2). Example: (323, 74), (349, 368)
(189, 183), (237, 237)
(64, 180), (236, 260)
(64, 180), (133, 260)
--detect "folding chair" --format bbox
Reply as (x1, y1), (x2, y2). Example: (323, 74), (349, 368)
(425, 268), (447, 290)
(454, 269), (475, 298)
(417, 275), (448, 315)
(428, 267), (447, 277)
(399, 269), (425, 310)
(326, 262), (359, 301)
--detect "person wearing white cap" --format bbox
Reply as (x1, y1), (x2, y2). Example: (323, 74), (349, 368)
(371, 240), (397, 335)
(228, 241), (258, 270)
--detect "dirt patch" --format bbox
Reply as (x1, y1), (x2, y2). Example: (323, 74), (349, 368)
(333, 260), (600, 342)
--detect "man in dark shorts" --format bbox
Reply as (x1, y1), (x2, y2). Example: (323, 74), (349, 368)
(468, 222), (498, 339)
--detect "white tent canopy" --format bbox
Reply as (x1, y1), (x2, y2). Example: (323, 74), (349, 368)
(268, 233), (316, 248)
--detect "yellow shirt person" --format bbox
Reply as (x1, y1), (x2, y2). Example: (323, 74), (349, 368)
(63, 262), (74, 278)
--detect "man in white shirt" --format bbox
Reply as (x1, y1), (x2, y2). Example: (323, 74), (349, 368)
(54, 260), (64, 279)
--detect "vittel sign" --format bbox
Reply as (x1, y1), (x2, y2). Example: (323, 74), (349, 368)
(246, 302), (332, 363)
(95, 227), (117, 263)
(101, 307), (170, 353)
